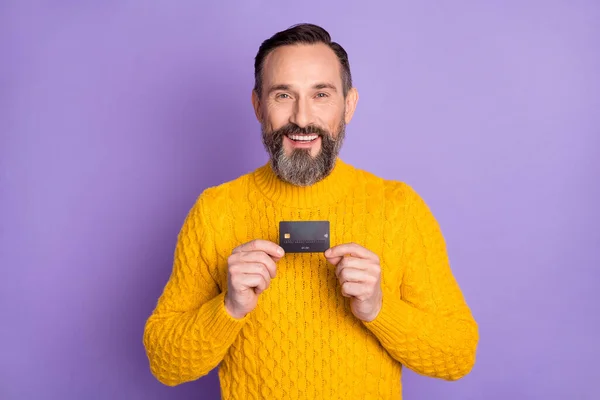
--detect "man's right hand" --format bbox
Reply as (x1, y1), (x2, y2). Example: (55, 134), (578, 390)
(224, 239), (285, 319)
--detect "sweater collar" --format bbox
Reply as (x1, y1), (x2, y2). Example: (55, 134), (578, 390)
(252, 157), (355, 208)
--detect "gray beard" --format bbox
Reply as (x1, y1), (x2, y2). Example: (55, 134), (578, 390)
(261, 119), (346, 186)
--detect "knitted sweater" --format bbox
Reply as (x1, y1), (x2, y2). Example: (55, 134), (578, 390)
(143, 158), (479, 399)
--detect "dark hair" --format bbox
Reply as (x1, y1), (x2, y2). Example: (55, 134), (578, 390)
(253, 23), (352, 97)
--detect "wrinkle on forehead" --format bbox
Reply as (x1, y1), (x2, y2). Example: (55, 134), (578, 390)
(262, 43), (344, 93)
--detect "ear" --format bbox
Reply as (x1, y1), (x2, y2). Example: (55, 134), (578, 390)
(343, 87), (359, 124)
(251, 90), (262, 123)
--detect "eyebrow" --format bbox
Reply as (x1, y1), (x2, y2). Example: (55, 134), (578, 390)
(314, 82), (337, 92)
(267, 82), (338, 95)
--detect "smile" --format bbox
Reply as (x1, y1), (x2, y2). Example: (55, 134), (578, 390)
(286, 134), (319, 142)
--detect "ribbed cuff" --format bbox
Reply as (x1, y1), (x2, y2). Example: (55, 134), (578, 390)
(199, 292), (248, 344)
(362, 292), (418, 344)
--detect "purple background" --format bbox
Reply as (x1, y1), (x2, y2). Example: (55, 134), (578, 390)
(1, 1), (599, 399)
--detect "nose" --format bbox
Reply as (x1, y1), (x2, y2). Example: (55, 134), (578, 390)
(289, 96), (312, 128)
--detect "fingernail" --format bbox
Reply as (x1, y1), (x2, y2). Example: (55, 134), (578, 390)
(278, 247), (284, 255)
(324, 249), (331, 256)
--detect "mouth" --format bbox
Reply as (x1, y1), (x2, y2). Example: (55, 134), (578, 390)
(285, 133), (319, 143)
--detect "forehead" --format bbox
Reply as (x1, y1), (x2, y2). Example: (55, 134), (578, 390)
(261, 43), (343, 89)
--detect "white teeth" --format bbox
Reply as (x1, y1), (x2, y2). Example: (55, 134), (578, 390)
(288, 134), (318, 141)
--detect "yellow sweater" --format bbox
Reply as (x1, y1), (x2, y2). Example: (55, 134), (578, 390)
(143, 158), (478, 399)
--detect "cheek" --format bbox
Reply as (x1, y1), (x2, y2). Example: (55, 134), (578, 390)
(327, 113), (345, 137)
(313, 102), (345, 133)
(265, 103), (292, 129)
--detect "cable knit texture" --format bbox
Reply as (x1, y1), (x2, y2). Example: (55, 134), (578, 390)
(143, 158), (478, 399)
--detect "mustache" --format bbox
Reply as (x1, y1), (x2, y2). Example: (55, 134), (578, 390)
(272, 123), (330, 138)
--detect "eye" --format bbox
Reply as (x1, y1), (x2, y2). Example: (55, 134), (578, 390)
(276, 93), (291, 99)
(315, 92), (329, 98)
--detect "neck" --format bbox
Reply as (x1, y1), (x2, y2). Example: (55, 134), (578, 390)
(252, 157), (355, 208)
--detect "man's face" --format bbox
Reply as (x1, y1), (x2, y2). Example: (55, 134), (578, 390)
(252, 43), (358, 186)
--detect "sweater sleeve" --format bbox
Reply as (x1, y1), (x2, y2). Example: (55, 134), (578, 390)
(143, 193), (247, 386)
(362, 184), (479, 380)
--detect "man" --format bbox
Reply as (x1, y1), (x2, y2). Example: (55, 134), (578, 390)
(143, 23), (478, 399)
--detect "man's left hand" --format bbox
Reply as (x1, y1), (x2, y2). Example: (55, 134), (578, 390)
(324, 243), (383, 322)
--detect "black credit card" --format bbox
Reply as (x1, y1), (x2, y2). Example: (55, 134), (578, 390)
(279, 221), (330, 253)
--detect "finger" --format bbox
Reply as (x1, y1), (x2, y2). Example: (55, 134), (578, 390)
(324, 243), (378, 261)
(324, 255), (344, 266)
(334, 256), (368, 277)
(232, 239), (285, 258)
(239, 273), (269, 294)
(239, 251), (278, 278)
(337, 267), (370, 285)
(230, 262), (272, 284)
(340, 281), (366, 298)
(325, 252), (361, 267)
